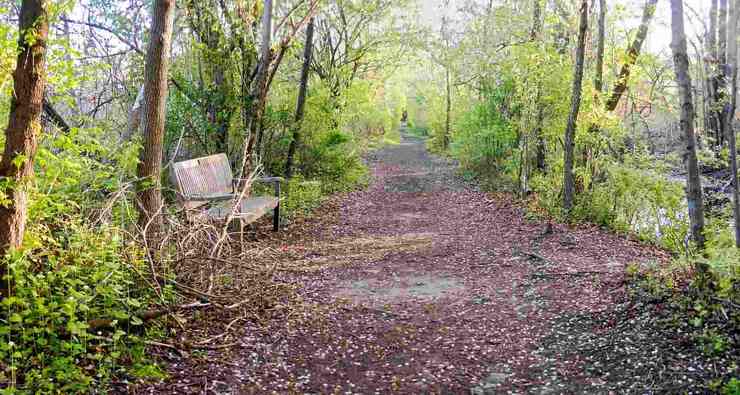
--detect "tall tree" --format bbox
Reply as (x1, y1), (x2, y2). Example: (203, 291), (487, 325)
(441, 8), (453, 150)
(723, 0), (740, 247)
(136, 0), (175, 232)
(241, 0), (273, 177)
(604, 0), (658, 112)
(285, 17), (316, 179)
(717, 0), (730, 146)
(706, 0), (720, 142)
(530, 0), (542, 40)
(720, 0), (729, 66)
(583, 0), (607, 185)
(532, 0), (547, 171)
(0, 0), (49, 259)
(444, 66), (452, 149)
(670, 0), (706, 249)
(562, 0), (589, 212)
(594, 0), (606, 94)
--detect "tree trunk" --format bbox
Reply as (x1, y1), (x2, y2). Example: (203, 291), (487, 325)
(583, 0), (607, 185)
(241, 0), (272, 178)
(444, 66), (451, 150)
(124, 85), (145, 141)
(552, 0), (571, 55)
(531, 0), (547, 172)
(136, 0), (175, 233)
(594, 0), (606, 94)
(286, 17), (315, 179)
(530, 0), (542, 40)
(718, 0), (729, 146)
(706, 0), (720, 142)
(604, 0), (658, 112)
(721, 0), (729, 66)
(212, 67), (229, 154)
(724, 0), (740, 247)
(563, 0), (589, 213)
(535, 106), (546, 171)
(0, 0), (49, 270)
(670, 0), (706, 249)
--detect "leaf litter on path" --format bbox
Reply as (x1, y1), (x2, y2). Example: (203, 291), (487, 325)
(141, 133), (734, 394)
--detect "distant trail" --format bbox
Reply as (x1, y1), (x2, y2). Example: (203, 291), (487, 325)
(150, 129), (676, 394)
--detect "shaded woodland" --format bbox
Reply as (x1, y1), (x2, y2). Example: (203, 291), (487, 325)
(0, 0), (738, 392)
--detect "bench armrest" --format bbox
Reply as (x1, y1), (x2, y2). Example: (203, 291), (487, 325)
(233, 177), (282, 198)
(182, 192), (235, 201)
(233, 177), (284, 184)
(234, 177), (285, 183)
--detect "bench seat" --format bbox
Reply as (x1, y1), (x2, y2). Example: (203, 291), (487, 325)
(171, 153), (282, 232)
(191, 196), (279, 224)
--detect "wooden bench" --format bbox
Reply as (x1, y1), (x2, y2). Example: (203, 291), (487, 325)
(170, 153), (283, 233)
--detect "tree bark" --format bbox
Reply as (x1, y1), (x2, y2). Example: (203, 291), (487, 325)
(124, 85), (145, 141)
(594, 0), (606, 94)
(718, 0), (730, 146)
(706, 0), (720, 142)
(286, 17), (315, 179)
(563, 0), (589, 213)
(670, 0), (706, 249)
(0, 0), (49, 260)
(444, 66), (452, 150)
(723, 0), (740, 247)
(720, 0), (729, 66)
(212, 67), (230, 154)
(552, 0), (571, 54)
(530, 0), (542, 40)
(136, 0), (175, 233)
(604, 0), (658, 112)
(241, 0), (273, 178)
(532, 0), (546, 171)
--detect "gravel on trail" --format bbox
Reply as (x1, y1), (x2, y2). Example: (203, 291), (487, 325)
(143, 132), (736, 394)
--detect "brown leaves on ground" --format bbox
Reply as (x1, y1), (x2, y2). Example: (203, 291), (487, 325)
(137, 134), (732, 394)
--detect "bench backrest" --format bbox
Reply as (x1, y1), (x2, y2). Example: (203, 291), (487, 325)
(171, 153), (233, 210)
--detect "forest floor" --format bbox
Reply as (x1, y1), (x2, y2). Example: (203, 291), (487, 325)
(141, 131), (737, 394)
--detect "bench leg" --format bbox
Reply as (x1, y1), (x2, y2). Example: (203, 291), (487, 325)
(273, 180), (281, 232)
(239, 218), (245, 247)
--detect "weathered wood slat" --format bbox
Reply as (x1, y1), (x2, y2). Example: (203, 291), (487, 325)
(192, 197), (279, 224)
(170, 153), (281, 231)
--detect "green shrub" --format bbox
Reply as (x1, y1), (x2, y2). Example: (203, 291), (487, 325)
(450, 88), (519, 184)
(571, 156), (689, 251)
(281, 177), (324, 219)
(0, 221), (156, 392)
(300, 129), (369, 193)
(0, 100), (155, 393)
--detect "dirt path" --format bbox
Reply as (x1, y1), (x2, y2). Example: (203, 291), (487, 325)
(147, 132), (707, 394)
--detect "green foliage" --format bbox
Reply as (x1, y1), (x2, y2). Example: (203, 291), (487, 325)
(0, 19), (154, 390)
(450, 87), (519, 185)
(281, 177), (324, 219)
(0, 223), (152, 392)
(300, 128), (369, 194)
(339, 79), (399, 141)
(0, 119), (155, 392)
(722, 377), (740, 394)
(424, 90), (451, 153)
(568, 154), (689, 251)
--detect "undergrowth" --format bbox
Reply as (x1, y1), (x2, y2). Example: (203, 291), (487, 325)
(0, 127), (165, 392)
(439, 61), (740, 391)
(626, 258), (739, 392)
